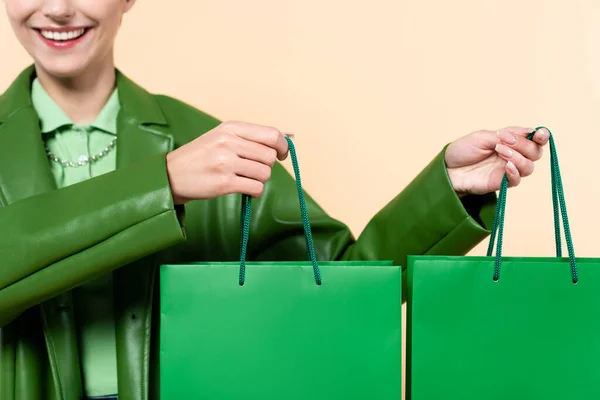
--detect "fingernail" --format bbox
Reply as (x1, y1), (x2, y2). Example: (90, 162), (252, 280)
(496, 130), (517, 145)
(536, 129), (547, 140)
(495, 143), (513, 158)
(507, 161), (518, 175)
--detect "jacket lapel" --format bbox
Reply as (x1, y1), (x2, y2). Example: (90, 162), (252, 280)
(115, 70), (172, 168)
(0, 66), (56, 206)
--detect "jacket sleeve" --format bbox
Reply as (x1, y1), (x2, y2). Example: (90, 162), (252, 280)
(215, 144), (497, 267)
(339, 146), (497, 263)
(0, 153), (185, 327)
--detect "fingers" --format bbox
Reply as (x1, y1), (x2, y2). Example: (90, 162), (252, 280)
(233, 136), (278, 166)
(231, 176), (266, 198)
(505, 161), (521, 187)
(223, 121), (289, 161)
(500, 126), (535, 137)
(495, 143), (535, 177)
(499, 126), (549, 141)
(497, 128), (544, 162)
(235, 158), (272, 184)
(230, 159), (271, 197)
(510, 133), (543, 161)
(501, 126), (549, 145)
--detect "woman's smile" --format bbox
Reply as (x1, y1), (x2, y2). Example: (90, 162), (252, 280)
(34, 26), (92, 49)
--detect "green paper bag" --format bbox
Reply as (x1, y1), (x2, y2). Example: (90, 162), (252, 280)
(406, 127), (600, 400)
(160, 138), (402, 399)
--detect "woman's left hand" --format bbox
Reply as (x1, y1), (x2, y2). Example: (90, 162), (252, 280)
(445, 126), (550, 196)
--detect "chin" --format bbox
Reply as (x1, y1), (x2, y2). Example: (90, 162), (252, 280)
(34, 56), (96, 80)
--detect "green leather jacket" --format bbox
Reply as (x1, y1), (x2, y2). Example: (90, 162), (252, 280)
(0, 65), (496, 400)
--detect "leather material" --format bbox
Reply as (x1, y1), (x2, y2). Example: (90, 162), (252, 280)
(0, 65), (496, 400)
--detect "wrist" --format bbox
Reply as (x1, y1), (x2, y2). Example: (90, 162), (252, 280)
(446, 168), (468, 198)
(166, 152), (187, 205)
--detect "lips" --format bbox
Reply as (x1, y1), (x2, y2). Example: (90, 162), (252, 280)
(34, 26), (91, 49)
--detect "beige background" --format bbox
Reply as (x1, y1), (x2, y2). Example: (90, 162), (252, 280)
(2, 0), (597, 258)
(2, 1), (599, 396)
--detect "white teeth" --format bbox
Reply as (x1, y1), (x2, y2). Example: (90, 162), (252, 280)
(40, 28), (85, 41)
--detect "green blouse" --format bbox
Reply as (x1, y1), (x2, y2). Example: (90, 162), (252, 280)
(31, 78), (120, 398)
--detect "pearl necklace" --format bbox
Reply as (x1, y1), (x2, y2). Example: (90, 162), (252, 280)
(46, 137), (117, 167)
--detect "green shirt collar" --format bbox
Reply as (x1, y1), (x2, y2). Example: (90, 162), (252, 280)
(0, 65), (167, 127)
(31, 78), (120, 135)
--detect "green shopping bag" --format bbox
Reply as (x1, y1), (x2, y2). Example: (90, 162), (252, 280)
(159, 137), (402, 399)
(406, 127), (600, 400)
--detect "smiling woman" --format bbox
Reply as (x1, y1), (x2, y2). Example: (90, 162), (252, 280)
(0, 1), (549, 400)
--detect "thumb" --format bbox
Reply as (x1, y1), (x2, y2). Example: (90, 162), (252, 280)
(500, 126), (536, 137)
(445, 130), (496, 168)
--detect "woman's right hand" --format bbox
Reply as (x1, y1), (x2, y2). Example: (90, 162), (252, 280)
(166, 121), (290, 205)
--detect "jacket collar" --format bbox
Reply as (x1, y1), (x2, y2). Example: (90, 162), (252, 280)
(32, 77), (121, 135)
(0, 66), (32, 125)
(0, 64), (168, 127)
(115, 68), (168, 127)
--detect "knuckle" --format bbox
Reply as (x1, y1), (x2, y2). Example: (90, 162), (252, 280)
(264, 127), (281, 146)
(218, 121), (231, 132)
(508, 174), (521, 187)
(220, 120), (239, 130)
(523, 160), (535, 177)
(216, 133), (233, 148)
(259, 165), (272, 183)
(477, 130), (491, 139)
(252, 182), (265, 197)
(522, 140), (543, 161)
(267, 148), (277, 166)
(214, 152), (233, 170)
(218, 174), (235, 194)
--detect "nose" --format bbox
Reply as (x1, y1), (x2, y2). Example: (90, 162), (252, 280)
(41, 0), (75, 23)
